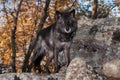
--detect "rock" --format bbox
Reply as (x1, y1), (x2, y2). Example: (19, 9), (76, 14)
(0, 73), (65, 80)
(103, 59), (120, 78)
(65, 57), (92, 80)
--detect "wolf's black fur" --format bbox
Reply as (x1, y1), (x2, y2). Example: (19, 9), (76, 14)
(31, 9), (77, 73)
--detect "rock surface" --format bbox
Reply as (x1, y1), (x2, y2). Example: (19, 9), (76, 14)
(0, 73), (65, 80)
(103, 59), (120, 78)
(69, 16), (120, 80)
(65, 57), (92, 80)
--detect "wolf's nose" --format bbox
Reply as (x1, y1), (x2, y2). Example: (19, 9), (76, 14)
(66, 28), (70, 31)
(65, 28), (71, 33)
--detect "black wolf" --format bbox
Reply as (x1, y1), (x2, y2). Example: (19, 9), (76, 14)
(31, 9), (77, 73)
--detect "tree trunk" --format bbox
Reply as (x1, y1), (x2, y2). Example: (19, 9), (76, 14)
(91, 0), (98, 19)
(11, 0), (23, 72)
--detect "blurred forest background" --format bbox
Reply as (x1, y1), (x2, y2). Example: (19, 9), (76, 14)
(0, 0), (120, 74)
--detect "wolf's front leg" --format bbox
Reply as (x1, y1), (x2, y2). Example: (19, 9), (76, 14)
(64, 44), (71, 67)
(45, 51), (53, 73)
(54, 48), (60, 73)
(64, 49), (70, 67)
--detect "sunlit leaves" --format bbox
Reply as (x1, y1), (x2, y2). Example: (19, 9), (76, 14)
(54, 0), (79, 11)
(0, 1), (41, 72)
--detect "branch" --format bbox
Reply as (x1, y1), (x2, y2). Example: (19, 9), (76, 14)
(22, 0), (51, 72)
(3, 1), (9, 26)
(11, 0), (23, 72)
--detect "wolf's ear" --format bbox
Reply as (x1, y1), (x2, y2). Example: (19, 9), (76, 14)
(70, 9), (75, 18)
(56, 11), (62, 19)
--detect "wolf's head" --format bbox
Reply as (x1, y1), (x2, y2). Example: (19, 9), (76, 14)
(55, 9), (77, 34)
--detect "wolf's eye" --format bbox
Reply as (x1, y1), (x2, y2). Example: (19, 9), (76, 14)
(58, 21), (64, 25)
(67, 21), (71, 26)
(71, 20), (75, 25)
(67, 21), (74, 27)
